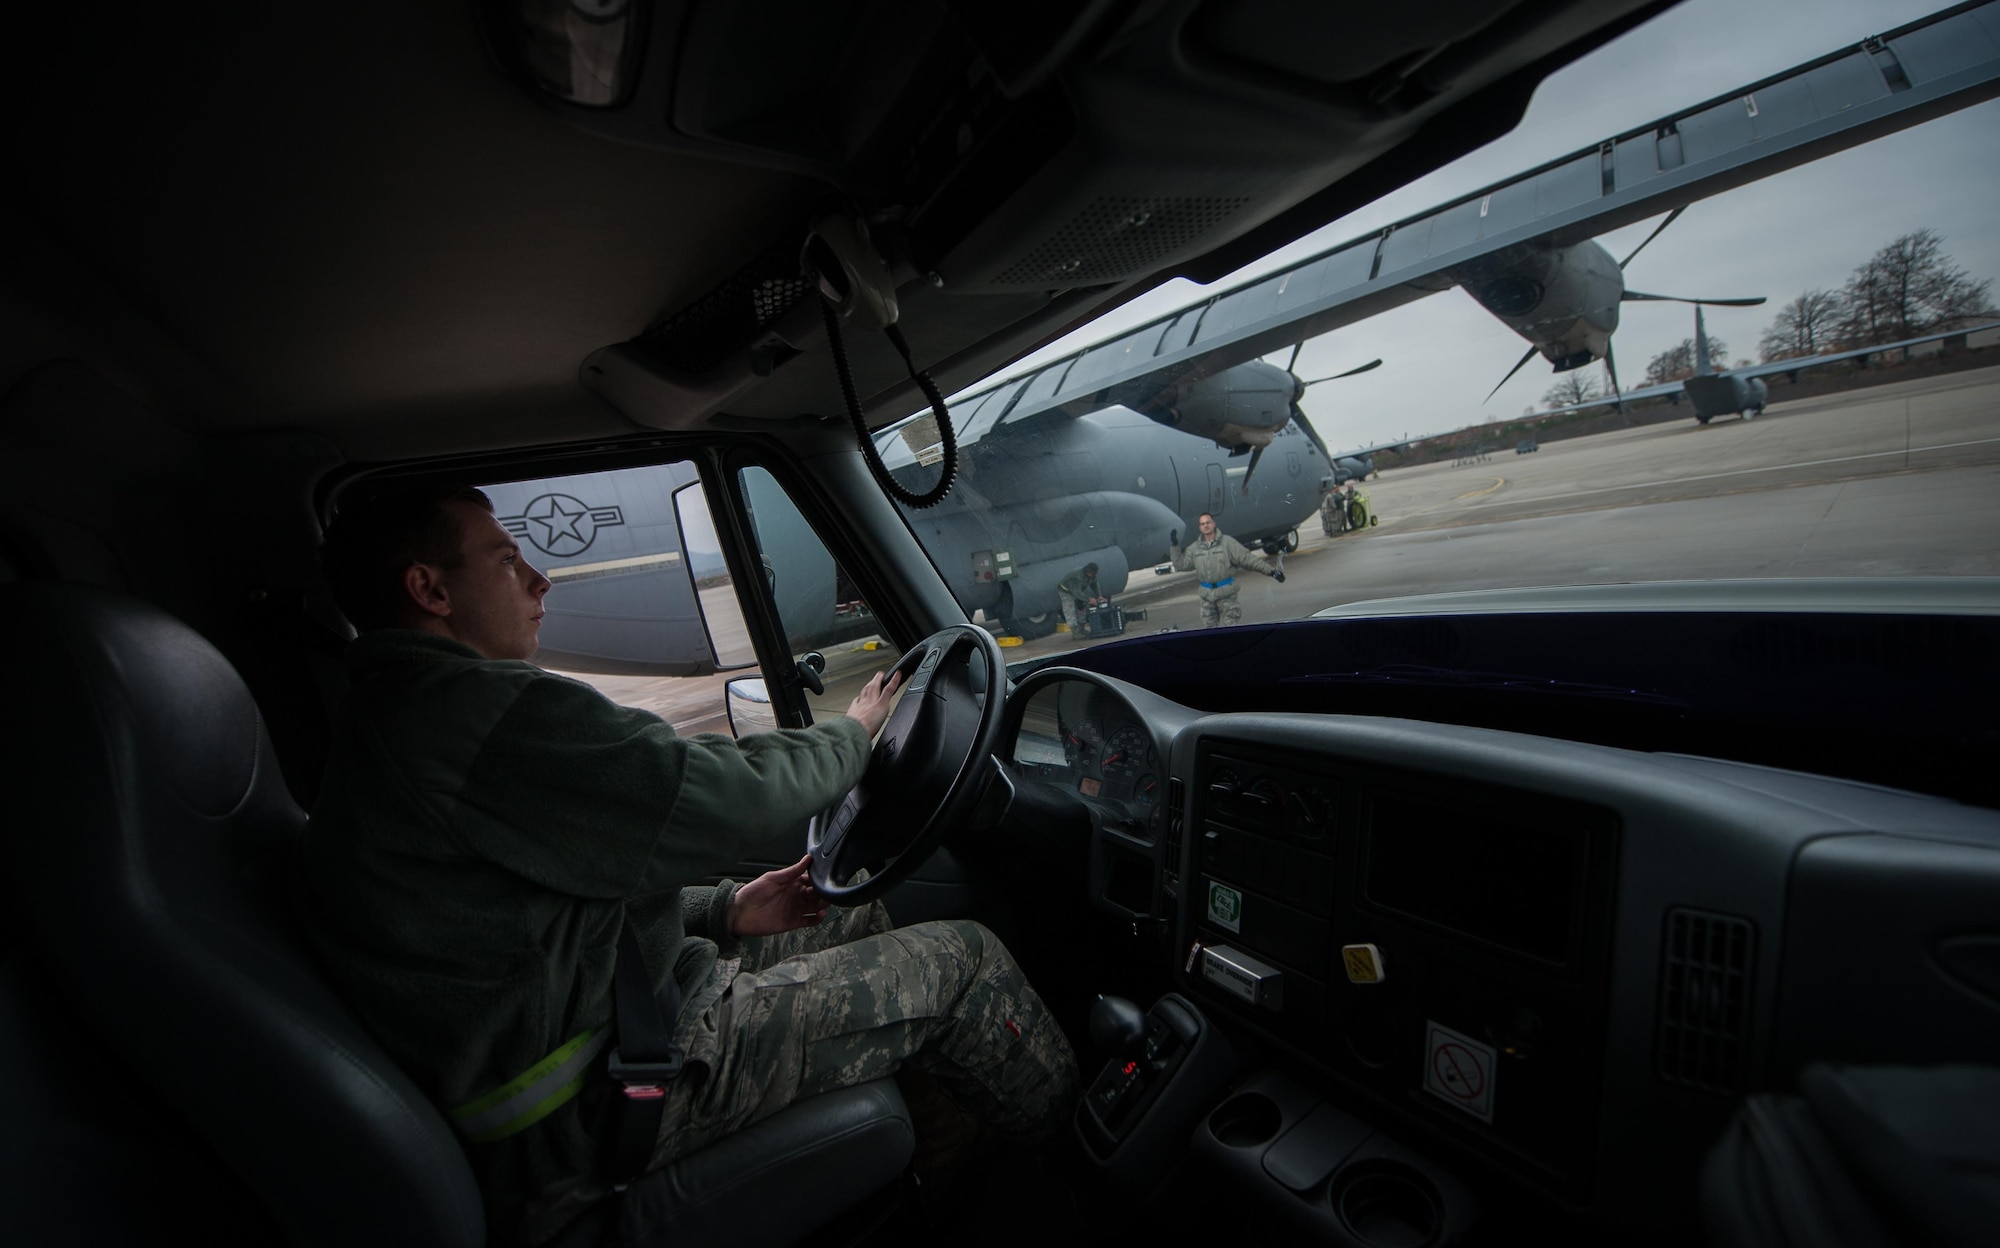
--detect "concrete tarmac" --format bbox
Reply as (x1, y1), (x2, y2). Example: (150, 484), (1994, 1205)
(566, 364), (2000, 729)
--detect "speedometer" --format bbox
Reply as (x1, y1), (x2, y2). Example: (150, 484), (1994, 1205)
(1100, 726), (1149, 778)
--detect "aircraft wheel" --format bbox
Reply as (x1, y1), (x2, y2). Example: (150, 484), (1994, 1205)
(997, 587), (1056, 641)
(1349, 500), (1370, 529)
(1696, 414), (1712, 426)
(1283, 528), (1301, 553)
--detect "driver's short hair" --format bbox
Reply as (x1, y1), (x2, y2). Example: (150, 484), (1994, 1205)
(1083, 563), (1098, 576)
(321, 482), (493, 631)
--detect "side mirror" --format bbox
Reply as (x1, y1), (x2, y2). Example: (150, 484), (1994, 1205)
(725, 677), (779, 738)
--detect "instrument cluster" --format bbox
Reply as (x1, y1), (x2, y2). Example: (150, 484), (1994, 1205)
(1008, 680), (1165, 840)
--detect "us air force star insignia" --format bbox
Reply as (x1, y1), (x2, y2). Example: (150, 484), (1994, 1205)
(500, 494), (627, 558)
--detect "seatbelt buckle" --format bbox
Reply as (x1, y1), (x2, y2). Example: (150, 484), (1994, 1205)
(607, 1045), (684, 1100)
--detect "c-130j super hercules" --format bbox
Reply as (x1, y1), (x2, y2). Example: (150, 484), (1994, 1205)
(488, 2), (2000, 669)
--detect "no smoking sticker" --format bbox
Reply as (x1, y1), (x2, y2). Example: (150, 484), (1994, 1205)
(1423, 1021), (1497, 1123)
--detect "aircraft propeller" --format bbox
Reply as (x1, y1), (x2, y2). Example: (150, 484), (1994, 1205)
(1485, 342), (1543, 404)
(1485, 205), (1764, 407)
(1298, 357), (1383, 387)
(1616, 205), (1685, 270)
(1244, 351), (1382, 493)
(1620, 292), (1767, 307)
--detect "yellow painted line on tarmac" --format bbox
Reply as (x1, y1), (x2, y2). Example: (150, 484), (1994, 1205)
(1454, 477), (1506, 500)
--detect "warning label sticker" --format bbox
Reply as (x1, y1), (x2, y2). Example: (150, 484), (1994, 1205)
(1205, 881), (1242, 933)
(1423, 1021), (1497, 1123)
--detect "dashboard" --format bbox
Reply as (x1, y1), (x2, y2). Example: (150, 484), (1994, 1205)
(996, 661), (2000, 1239)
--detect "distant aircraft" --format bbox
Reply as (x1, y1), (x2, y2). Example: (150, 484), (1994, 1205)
(1456, 206), (1768, 401)
(1540, 306), (2000, 425)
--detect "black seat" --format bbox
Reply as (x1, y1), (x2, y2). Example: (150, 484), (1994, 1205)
(0, 581), (912, 1247)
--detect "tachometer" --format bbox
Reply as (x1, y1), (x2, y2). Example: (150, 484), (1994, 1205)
(1100, 726), (1149, 778)
(1063, 716), (1102, 765)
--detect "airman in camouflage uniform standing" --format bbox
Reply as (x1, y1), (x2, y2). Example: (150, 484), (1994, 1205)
(1171, 511), (1282, 628)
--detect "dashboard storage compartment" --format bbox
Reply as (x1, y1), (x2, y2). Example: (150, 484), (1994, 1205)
(1208, 1091), (1284, 1149)
(1333, 1160), (1443, 1248)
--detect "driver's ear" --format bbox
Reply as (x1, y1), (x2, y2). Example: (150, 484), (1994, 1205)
(403, 562), (452, 620)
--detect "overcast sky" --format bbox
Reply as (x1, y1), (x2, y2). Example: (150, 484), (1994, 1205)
(961, 0), (2000, 452)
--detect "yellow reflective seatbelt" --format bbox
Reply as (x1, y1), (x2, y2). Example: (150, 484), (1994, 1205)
(449, 1029), (609, 1144)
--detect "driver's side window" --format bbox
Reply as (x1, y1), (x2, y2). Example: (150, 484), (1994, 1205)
(732, 466), (903, 734)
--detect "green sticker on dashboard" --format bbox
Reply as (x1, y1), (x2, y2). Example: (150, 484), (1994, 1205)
(1206, 881), (1242, 933)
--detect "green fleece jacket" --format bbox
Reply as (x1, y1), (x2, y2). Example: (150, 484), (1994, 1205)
(300, 631), (873, 1243)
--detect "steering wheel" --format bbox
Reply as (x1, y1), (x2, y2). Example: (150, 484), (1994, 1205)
(808, 624), (1009, 903)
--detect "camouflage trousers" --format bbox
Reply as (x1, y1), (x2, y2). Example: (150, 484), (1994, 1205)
(649, 903), (1078, 1167)
(1197, 584), (1243, 628)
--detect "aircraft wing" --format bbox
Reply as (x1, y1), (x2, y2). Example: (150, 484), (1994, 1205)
(1727, 323), (2000, 382)
(895, 3), (1998, 444)
(1333, 436), (1418, 460)
(1540, 380), (1685, 417)
(1536, 322), (2000, 418)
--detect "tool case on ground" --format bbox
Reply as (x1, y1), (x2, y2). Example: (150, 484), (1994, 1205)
(1083, 604), (1126, 637)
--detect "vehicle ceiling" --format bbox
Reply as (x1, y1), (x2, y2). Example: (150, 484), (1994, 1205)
(2, 1), (1669, 463)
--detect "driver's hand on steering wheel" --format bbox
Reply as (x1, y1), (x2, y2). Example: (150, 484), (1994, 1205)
(844, 669), (904, 739)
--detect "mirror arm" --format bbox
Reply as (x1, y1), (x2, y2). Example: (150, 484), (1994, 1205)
(784, 657), (826, 697)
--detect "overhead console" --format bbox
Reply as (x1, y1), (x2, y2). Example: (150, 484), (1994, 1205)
(1178, 741), (1618, 1199)
(487, 0), (1671, 425)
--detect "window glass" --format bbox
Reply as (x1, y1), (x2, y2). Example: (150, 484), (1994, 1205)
(737, 466), (904, 728)
(870, 0), (2000, 665)
(478, 461), (746, 737)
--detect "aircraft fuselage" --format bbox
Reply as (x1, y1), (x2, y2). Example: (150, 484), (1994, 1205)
(1683, 373), (1769, 423)
(897, 407), (1326, 624)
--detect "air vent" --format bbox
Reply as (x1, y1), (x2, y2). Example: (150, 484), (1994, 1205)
(991, 196), (1249, 287)
(638, 242), (813, 373)
(1163, 777), (1186, 894)
(1656, 908), (1755, 1094)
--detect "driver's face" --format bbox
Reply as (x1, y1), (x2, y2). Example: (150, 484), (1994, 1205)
(433, 503), (551, 661)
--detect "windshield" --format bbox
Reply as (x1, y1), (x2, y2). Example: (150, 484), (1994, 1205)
(879, 0), (2000, 660)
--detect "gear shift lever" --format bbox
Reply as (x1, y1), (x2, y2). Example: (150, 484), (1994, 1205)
(1090, 994), (1147, 1058)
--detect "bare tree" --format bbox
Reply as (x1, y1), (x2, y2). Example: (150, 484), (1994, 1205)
(1837, 229), (1992, 346)
(1542, 368), (1602, 409)
(1643, 336), (1727, 385)
(1759, 289), (1844, 361)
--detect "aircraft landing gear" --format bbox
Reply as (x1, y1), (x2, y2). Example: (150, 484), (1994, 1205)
(997, 586), (1056, 641)
(1261, 529), (1301, 556)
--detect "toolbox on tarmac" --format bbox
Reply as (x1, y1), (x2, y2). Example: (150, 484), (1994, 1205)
(1081, 603), (1127, 638)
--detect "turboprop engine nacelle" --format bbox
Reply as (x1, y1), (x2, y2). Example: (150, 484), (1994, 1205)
(1109, 359), (1296, 449)
(1456, 240), (1624, 369)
